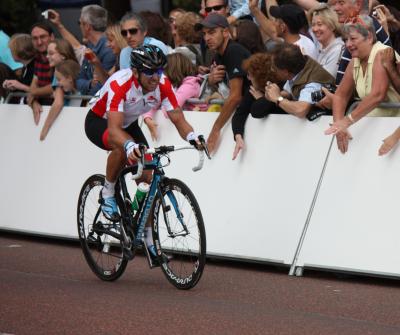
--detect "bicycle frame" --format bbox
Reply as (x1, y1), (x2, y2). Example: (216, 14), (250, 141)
(114, 153), (179, 254)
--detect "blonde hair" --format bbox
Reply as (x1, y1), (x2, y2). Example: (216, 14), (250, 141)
(308, 3), (342, 37)
(106, 23), (128, 53)
(8, 34), (35, 61)
(165, 53), (197, 87)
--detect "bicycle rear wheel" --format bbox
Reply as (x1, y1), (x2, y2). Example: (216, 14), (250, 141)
(152, 178), (206, 289)
(77, 174), (128, 281)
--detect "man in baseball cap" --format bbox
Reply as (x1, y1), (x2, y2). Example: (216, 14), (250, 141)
(194, 12), (251, 155)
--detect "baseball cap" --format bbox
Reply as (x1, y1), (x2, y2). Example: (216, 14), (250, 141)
(269, 4), (308, 33)
(194, 13), (229, 31)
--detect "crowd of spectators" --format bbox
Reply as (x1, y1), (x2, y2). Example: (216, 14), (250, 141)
(0, 0), (399, 154)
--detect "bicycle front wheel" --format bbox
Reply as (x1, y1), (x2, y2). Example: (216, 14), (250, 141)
(152, 178), (206, 289)
(77, 174), (128, 281)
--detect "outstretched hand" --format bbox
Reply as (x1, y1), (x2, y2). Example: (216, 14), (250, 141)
(232, 135), (245, 160)
(324, 117), (352, 135)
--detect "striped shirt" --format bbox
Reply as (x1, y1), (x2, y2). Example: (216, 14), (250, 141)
(335, 17), (391, 85)
(33, 53), (53, 87)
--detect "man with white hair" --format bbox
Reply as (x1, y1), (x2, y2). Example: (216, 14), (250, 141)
(76, 5), (115, 95)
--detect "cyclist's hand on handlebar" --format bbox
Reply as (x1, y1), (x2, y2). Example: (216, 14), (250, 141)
(187, 132), (211, 159)
(124, 140), (146, 163)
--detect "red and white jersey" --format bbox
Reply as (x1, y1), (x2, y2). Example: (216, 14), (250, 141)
(89, 68), (179, 128)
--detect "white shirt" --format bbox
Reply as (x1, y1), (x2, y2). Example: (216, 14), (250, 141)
(89, 68), (178, 128)
(295, 34), (319, 61)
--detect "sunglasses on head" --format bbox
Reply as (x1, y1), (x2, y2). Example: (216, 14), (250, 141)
(205, 4), (225, 13)
(121, 28), (139, 37)
(141, 68), (164, 77)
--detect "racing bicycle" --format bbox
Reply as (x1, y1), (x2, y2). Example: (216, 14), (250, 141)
(77, 141), (210, 289)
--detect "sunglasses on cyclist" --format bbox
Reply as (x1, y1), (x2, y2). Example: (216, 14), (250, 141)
(121, 28), (139, 37)
(141, 68), (164, 77)
(205, 4), (226, 13)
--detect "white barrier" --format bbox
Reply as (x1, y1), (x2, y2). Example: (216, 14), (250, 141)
(0, 104), (332, 266)
(142, 112), (333, 264)
(292, 117), (400, 278)
(2, 103), (400, 278)
(0, 104), (106, 238)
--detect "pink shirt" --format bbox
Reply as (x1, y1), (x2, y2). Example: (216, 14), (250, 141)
(143, 75), (206, 120)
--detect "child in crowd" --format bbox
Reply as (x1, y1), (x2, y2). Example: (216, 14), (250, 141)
(40, 59), (80, 140)
(2, 34), (36, 97)
(143, 52), (205, 140)
(31, 38), (77, 125)
(35, 39), (78, 139)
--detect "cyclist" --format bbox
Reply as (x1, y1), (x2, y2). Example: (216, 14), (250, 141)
(85, 44), (204, 260)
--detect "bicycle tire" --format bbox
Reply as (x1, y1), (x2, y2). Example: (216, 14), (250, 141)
(151, 178), (206, 289)
(77, 174), (128, 281)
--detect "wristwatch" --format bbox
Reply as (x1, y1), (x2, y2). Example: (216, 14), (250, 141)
(276, 96), (284, 106)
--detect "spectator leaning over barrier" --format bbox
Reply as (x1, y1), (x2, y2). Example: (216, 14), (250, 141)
(28, 22), (55, 122)
(269, 4), (319, 60)
(38, 40), (79, 140)
(324, 15), (400, 153)
(119, 12), (169, 70)
(232, 52), (284, 160)
(143, 52), (206, 140)
(0, 28), (23, 96)
(40, 59), (80, 141)
(195, 13), (251, 154)
(307, 3), (345, 77)
(264, 42), (335, 119)
(76, 5), (116, 96)
(333, 0), (391, 86)
(2, 34), (35, 97)
(46, 9), (86, 65)
(365, 36), (400, 156)
(379, 126), (400, 156)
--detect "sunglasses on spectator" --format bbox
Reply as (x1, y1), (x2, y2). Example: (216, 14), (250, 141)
(121, 28), (140, 37)
(205, 5), (226, 13)
(141, 68), (164, 77)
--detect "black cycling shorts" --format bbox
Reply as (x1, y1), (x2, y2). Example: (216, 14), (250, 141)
(85, 110), (149, 151)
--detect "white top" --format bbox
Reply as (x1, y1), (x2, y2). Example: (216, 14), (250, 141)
(89, 68), (178, 128)
(315, 37), (344, 78)
(295, 34), (319, 61)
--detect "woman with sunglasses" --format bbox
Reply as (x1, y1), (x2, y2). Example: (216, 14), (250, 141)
(85, 45), (203, 228)
(325, 15), (400, 153)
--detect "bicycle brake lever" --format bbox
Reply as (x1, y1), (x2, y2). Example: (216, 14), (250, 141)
(198, 135), (211, 160)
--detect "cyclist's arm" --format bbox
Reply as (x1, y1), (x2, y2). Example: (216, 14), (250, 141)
(168, 107), (195, 141)
(107, 111), (132, 149)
